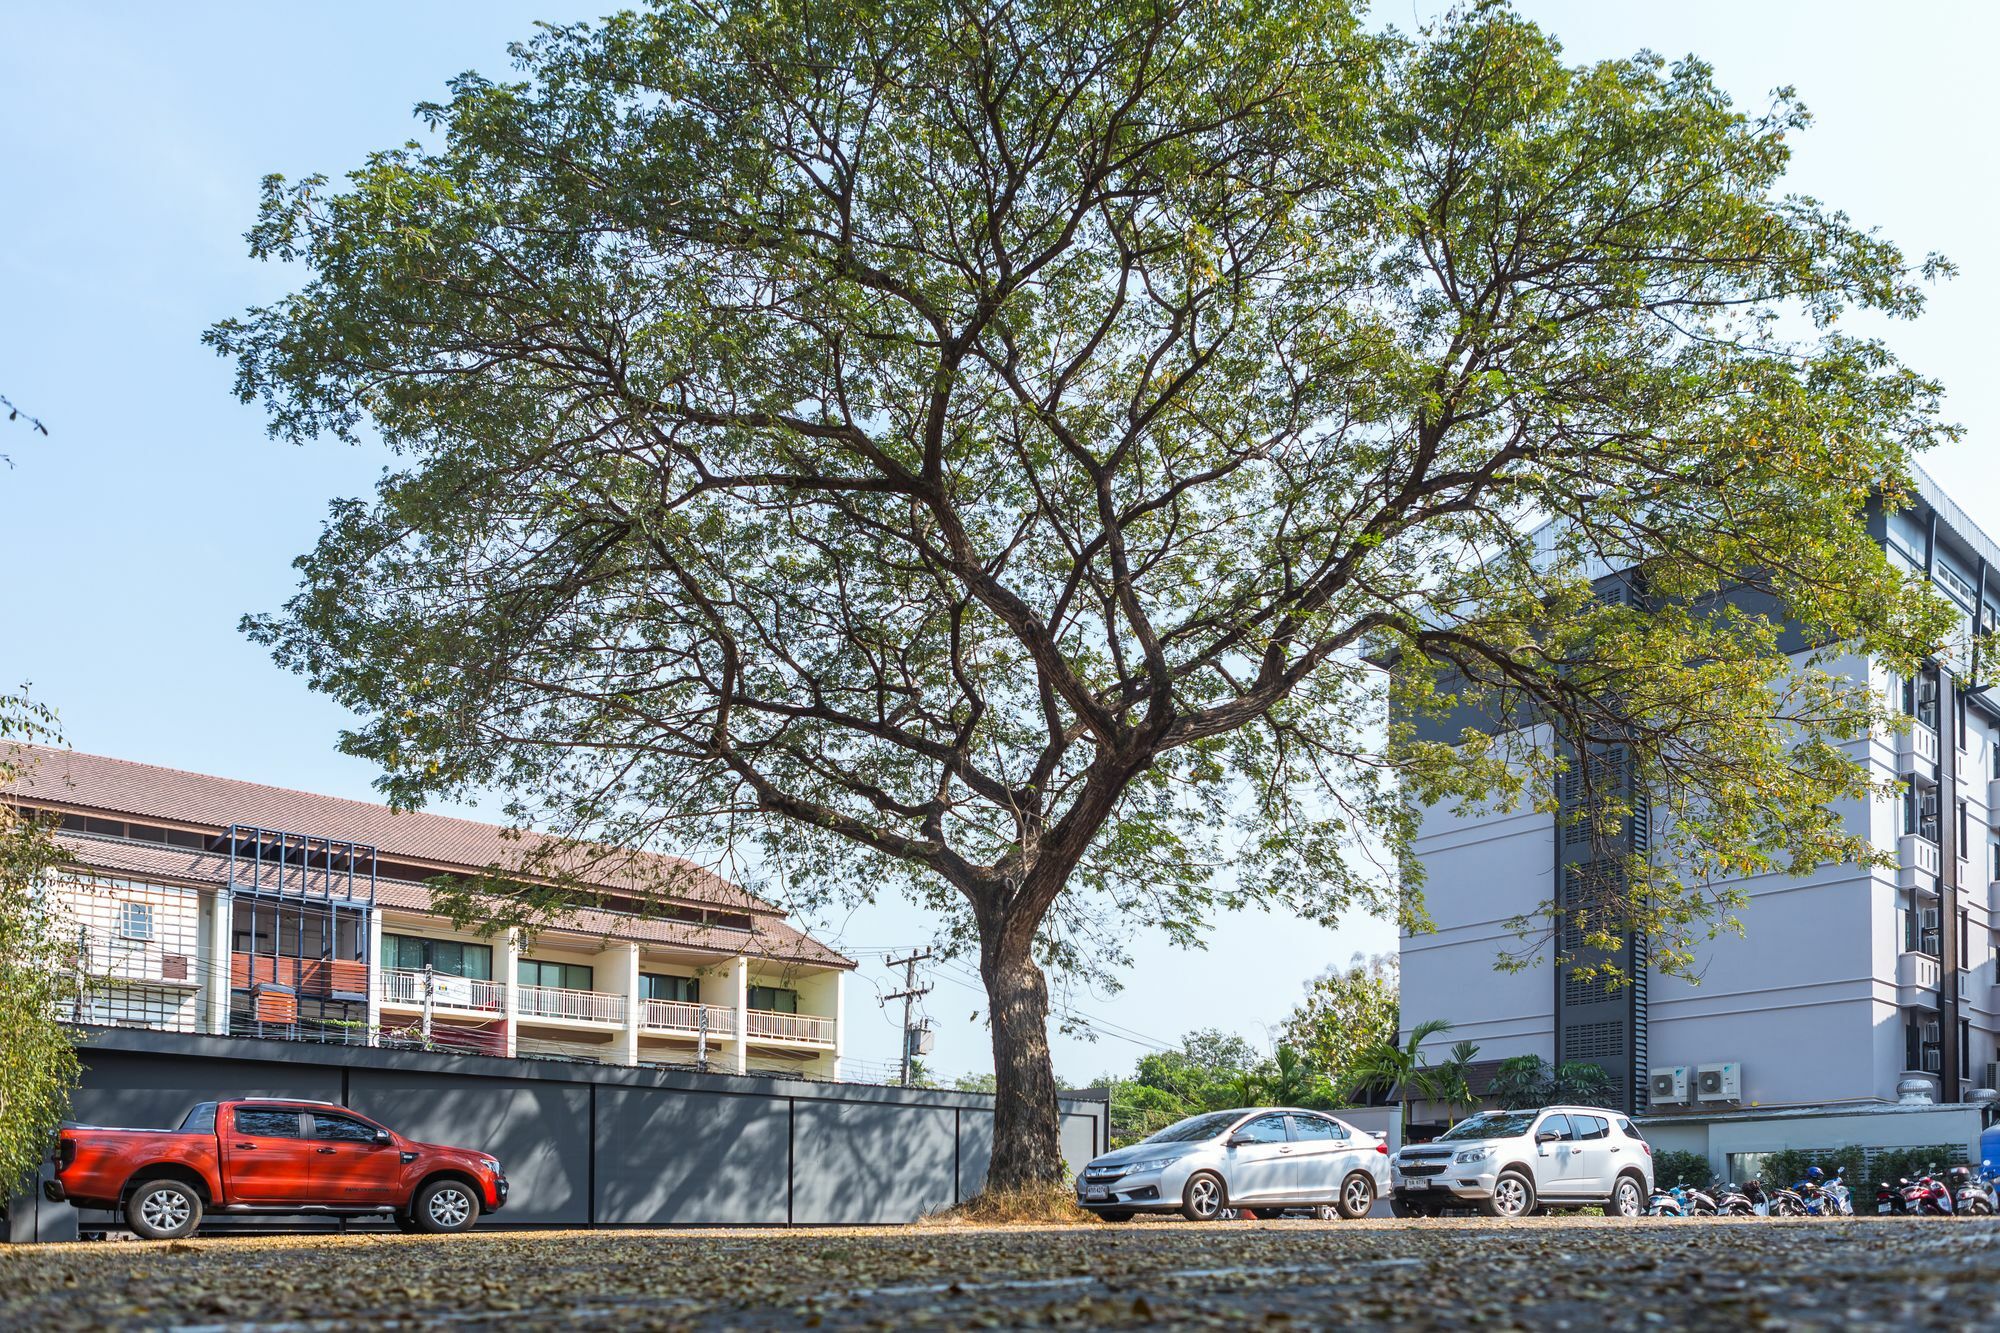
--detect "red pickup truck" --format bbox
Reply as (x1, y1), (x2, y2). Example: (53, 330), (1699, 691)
(50, 1099), (507, 1239)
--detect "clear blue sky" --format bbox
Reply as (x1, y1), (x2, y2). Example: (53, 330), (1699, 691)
(4, 2), (1997, 1084)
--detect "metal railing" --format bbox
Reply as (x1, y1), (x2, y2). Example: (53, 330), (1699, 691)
(640, 998), (737, 1036)
(516, 982), (627, 1024)
(744, 1006), (834, 1044)
(380, 967), (504, 1012)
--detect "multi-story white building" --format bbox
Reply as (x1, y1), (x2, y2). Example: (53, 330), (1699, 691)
(1403, 466), (2000, 1117)
(4, 748), (852, 1077)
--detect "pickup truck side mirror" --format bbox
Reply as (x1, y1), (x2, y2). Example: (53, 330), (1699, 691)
(373, 1129), (393, 1146)
(1535, 1131), (1561, 1145)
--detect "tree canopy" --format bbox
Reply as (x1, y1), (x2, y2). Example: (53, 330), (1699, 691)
(211, 0), (1952, 1185)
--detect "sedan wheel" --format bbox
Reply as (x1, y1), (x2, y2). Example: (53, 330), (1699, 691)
(1480, 1170), (1536, 1219)
(1337, 1172), (1377, 1220)
(1182, 1172), (1227, 1222)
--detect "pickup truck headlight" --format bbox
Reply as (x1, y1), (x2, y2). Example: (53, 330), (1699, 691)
(1454, 1146), (1497, 1165)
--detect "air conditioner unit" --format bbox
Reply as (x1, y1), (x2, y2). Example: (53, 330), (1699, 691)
(1921, 1048), (1943, 1074)
(1920, 907), (1942, 932)
(1986, 1062), (2000, 1091)
(1648, 1066), (1690, 1105)
(1921, 1021), (1942, 1045)
(1695, 1062), (1741, 1103)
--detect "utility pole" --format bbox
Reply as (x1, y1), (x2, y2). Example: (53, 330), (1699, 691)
(882, 950), (934, 1087)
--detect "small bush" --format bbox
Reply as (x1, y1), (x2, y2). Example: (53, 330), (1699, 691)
(1762, 1146), (1865, 1189)
(1652, 1150), (1713, 1190)
(1867, 1145), (1966, 1185)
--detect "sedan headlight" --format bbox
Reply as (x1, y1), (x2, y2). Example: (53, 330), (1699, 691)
(1453, 1146), (1496, 1165)
(1123, 1151), (1188, 1172)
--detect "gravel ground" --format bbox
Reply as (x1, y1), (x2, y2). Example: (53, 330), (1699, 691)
(1, 1216), (1995, 1330)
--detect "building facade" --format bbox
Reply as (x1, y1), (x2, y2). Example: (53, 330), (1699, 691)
(4, 749), (852, 1078)
(1402, 466), (2000, 1117)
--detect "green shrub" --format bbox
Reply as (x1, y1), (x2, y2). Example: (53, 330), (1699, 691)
(1867, 1145), (1966, 1185)
(1762, 1146), (1865, 1188)
(1651, 1150), (1713, 1190)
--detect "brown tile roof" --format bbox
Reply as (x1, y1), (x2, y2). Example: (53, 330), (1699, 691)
(50, 831), (854, 970)
(6, 745), (773, 914)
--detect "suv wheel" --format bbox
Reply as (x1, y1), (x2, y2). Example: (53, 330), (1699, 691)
(1609, 1175), (1645, 1218)
(1182, 1171), (1227, 1222)
(126, 1178), (202, 1240)
(413, 1178), (480, 1234)
(1479, 1169), (1536, 1219)
(1337, 1172), (1376, 1220)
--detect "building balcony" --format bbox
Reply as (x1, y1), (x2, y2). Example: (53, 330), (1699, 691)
(516, 983), (627, 1026)
(379, 967), (504, 1013)
(745, 1006), (835, 1046)
(1896, 950), (1941, 1008)
(1897, 723), (1940, 778)
(1897, 834), (1941, 891)
(1988, 778), (2000, 827)
(641, 998), (736, 1038)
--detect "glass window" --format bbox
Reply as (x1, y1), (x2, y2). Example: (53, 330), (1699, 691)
(1536, 1114), (1575, 1141)
(116, 901), (153, 941)
(519, 959), (593, 990)
(233, 1108), (303, 1139)
(178, 1102), (218, 1134)
(1615, 1117), (1642, 1141)
(1142, 1111), (1244, 1144)
(1289, 1115), (1348, 1142)
(1436, 1111), (1537, 1142)
(643, 973), (700, 1003)
(1233, 1114), (1291, 1145)
(382, 934), (492, 980)
(748, 985), (798, 1014)
(311, 1113), (381, 1142)
(1572, 1115), (1611, 1141)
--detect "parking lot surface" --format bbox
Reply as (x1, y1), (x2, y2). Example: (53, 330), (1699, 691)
(1, 1215), (1995, 1330)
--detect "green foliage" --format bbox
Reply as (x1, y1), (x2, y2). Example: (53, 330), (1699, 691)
(207, 0), (1956, 1183)
(1106, 1030), (1338, 1146)
(1652, 1150), (1714, 1191)
(1762, 1146), (1864, 1188)
(1281, 952), (1398, 1098)
(1488, 1055), (1548, 1111)
(0, 689), (80, 1195)
(1340, 1019), (1479, 1132)
(1867, 1145), (1967, 1183)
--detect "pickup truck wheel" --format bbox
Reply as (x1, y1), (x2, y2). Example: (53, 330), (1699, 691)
(414, 1179), (480, 1234)
(126, 1179), (202, 1240)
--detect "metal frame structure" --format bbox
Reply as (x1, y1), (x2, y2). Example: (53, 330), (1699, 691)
(224, 824), (378, 1041)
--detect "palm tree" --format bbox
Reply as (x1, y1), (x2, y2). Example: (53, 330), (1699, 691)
(1419, 1039), (1484, 1125)
(1260, 1044), (1324, 1108)
(1340, 1018), (1455, 1138)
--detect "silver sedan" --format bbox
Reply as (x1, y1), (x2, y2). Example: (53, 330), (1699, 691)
(1075, 1107), (1391, 1222)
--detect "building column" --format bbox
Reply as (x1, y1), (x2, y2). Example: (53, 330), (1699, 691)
(204, 888), (232, 1035)
(832, 970), (847, 1082)
(501, 928), (521, 1059)
(615, 941), (641, 1067)
(364, 907), (384, 1046)
(731, 956), (749, 1074)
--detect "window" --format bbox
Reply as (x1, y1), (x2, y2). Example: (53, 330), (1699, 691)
(116, 901), (153, 942)
(748, 985), (798, 1014)
(311, 1113), (381, 1143)
(1537, 1114), (1575, 1141)
(519, 959), (593, 991)
(1233, 1114), (1291, 1145)
(178, 1102), (218, 1134)
(1614, 1117), (1642, 1141)
(233, 1108), (303, 1138)
(382, 934), (492, 980)
(1572, 1115), (1611, 1141)
(643, 974), (700, 1004)
(1288, 1115), (1348, 1142)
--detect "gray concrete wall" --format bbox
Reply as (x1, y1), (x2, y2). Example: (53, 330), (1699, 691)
(7, 1028), (1107, 1240)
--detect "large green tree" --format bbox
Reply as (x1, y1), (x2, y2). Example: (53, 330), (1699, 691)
(0, 690), (80, 1197)
(1282, 951), (1398, 1096)
(212, 0), (1951, 1186)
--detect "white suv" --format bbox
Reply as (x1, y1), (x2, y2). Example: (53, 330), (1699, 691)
(1389, 1106), (1653, 1219)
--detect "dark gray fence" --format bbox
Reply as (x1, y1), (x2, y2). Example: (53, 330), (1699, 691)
(6, 1028), (1107, 1242)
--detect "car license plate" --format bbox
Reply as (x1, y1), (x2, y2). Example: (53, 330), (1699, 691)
(1086, 1186), (1108, 1202)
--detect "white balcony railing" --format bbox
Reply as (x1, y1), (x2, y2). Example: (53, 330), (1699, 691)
(516, 983), (627, 1025)
(1898, 834), (1942, 891)
(1897, 723), (1940, 773)
(744, 1007), (835, 1045)
(642, 999), (735, 1036)
(1896, 950), (1941, 994)
(380, 967), (504, 1012)
(1988, 778), (2000, 830)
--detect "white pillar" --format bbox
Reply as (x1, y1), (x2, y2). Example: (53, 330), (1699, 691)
(204, 888), (233, 1035)
(832, 969), (847, 1081)
(731, 956), (750, 1074)
(364, 907), (384, 1045)
(615, 941), (641, 1067)
(501, 928), (521, 1059)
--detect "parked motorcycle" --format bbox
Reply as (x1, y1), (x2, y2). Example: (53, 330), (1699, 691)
(1874, 1178), (1910, 1216)
(1802, 1173), (1852, 1217)
(1681, 1183), (1720, 1217)
(1948, 1164), (1995, 1216)
(1647, 1182), (1690, 1217)
(1900, 1168), (1954, 1216)
(1713, 1182), (1757, 1217)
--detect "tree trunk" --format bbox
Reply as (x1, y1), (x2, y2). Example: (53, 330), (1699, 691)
(980, 934), (1066, 1192)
